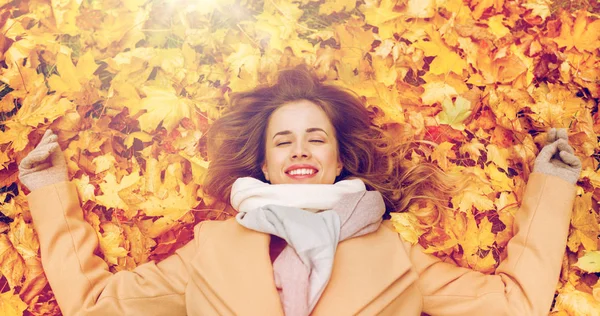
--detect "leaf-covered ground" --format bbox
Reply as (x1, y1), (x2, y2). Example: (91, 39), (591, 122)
(0, 0), (599, 315)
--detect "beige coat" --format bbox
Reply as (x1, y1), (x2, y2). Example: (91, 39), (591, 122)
(27, 172), (576, 316)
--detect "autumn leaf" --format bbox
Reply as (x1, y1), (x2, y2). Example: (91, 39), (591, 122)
(359, 0), (405, 39)
(575, 251), (600, 273)
(133, 85), (193, 133)
(319, 0), (355, 15)
(431, 142), (456, 171)
(47, 51), (98, 94)
(554, 283), (600, 315)
(412, 27), (468, 76)
(436, 96), (473, 130)
(0, 290), (28, 316)
(0, 234), (25, 290)
(95, 171), (142, 218)
(97, 222), (129, 265)
(553, 10), (600, 53)
(522, 0), (552, 20)
(421, 82), (458, 106)
(568, 193), (599, 252)
(334, 17), (375, 65)
(390, 212), (425, 245)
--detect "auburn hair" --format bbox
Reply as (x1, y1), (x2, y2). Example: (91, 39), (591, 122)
(203, 65), (461, 221)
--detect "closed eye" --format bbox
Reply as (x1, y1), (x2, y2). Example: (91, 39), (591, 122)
(309, 140), (324, 143)
(276, 142), (291, 146)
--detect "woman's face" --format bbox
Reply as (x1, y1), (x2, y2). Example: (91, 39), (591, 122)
(262, 100), (343, 185)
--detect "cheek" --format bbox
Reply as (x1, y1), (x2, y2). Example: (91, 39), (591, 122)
(321, 148), (340, 170)
(266, 149), (286, 171)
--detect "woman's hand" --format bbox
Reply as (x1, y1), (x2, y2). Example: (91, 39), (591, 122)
(18, 129), (68, 191)
(532, 128), (582, 185)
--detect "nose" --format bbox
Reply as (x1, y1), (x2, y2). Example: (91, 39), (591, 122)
(291, 142), (311, 159)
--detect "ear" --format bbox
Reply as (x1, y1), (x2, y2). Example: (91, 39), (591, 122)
(262, 161), (270, 181)
(336, 159), (343, 176)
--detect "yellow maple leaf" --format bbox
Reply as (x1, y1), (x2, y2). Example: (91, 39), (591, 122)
(8, 217), (39, 260)
(72, 174), (96, 203)
(390, 212), (425, 245)
(0, 93), (15, 113)
(485, 144), (510, 170)
(553, 283), (600, 315)
(413, 28), (467, 76)
(122, 224), (156, 265)
(0, 194), (26, 219)
(461, 213), (496, 265)
(421, 226), (459, 254)
(569, 193), (599, 251)
(487, 15), (510, 38)
(133, 85), (193, 133)
(459, 139), (485, 160)
(0, 150), (10, 170)
(225, 43), (261, 92)
(92, 6), (148, 51)
(179, 151), (210, 186)
(140, 183), (197, 219)
(334, 18), (375, 65)
(0, 234), (26, 289)
(96, 172), (142, 216)
(92, 153), (116, 174)
(473, 249), (497, 274)
(454, 190), (495, 213)
(124, 132), (153, 149)
(522, 0), (551, 20)
(485, 164), (514, 192)
(372, 55), (398, 87)
(527, 83), (585, 128)
(319, 0), (356, 15)
(19, 256), (47, 304)
(436, 96), (472, 130)
(359, 0), (405, 39)
(20, 94), (74, 129)
(554, 10), (600, 53)
(431, 141), (456, 171)
(97, 222), (129, 265)
(47, 52), (83, 93)
(141, 183), (198, 238)
(0, 121), (31, 152)
(471, 0), (503, 20)
(353, 81), (405, 125)
(421, 82), (458, 105)
(49, 0), (81, 35)
(495, 192), (517, 247)
(0, 290), (28, 316)
(69, 130), (106, 154)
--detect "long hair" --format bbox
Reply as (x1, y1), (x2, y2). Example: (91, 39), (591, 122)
(203, 66), (461, 220)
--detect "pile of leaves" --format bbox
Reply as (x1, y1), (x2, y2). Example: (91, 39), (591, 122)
(0, 0), (598, 314)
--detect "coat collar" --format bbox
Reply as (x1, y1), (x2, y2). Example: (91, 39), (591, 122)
(191, 213), (414, 315)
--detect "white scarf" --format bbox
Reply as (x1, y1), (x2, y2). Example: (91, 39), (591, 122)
(231, 177), (366, 213)
(231, 177), (367, 315)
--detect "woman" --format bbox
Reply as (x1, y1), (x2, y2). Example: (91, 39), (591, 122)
(18, 67), (581, 316)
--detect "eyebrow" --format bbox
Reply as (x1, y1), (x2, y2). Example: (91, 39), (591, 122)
(272, 128), (329, 140)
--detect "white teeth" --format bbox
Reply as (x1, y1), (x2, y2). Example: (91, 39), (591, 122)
(289, 168), (315, 175)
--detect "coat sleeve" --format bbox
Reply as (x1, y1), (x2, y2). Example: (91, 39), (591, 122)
(406, 172), (576, 316)
(27, 181), (200, 316)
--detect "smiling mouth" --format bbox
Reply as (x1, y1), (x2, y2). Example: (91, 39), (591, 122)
(286, 168), (318, 178)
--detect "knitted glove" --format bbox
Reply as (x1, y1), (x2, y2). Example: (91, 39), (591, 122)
(532, 128), (582, 185)
(18, 129), (68, 192)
